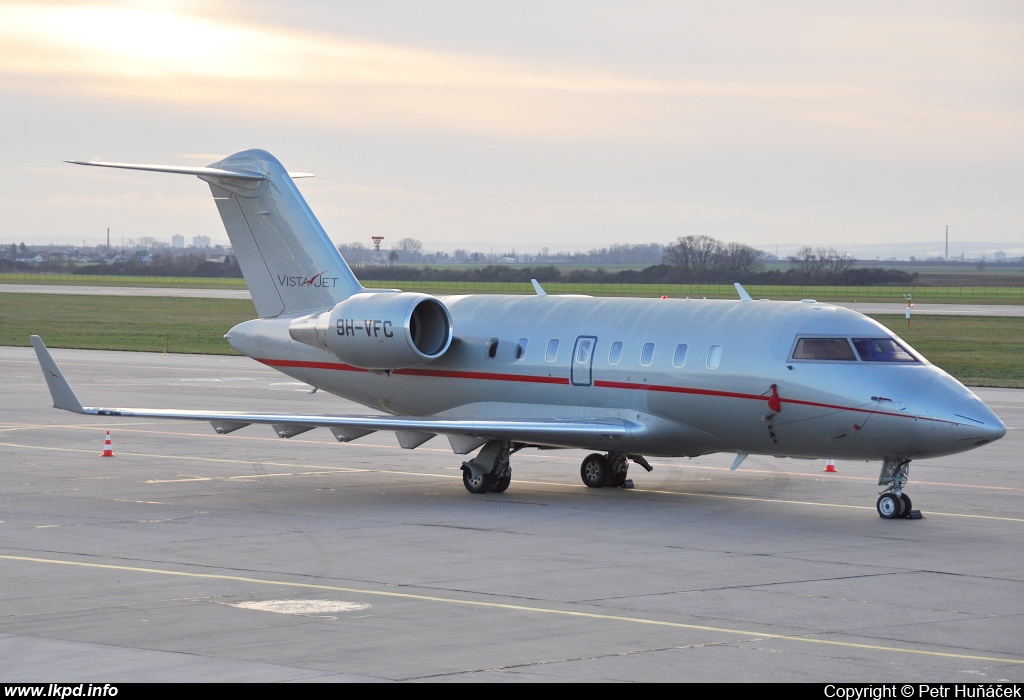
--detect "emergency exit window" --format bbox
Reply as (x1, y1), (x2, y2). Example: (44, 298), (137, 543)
(515, 338), (528, 360)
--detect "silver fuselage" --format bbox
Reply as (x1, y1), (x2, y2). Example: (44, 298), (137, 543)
(226, 295), (1005, 461)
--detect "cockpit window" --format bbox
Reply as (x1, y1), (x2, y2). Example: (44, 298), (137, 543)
(852, 338), (918, 363)
(792, 337), (856, 361)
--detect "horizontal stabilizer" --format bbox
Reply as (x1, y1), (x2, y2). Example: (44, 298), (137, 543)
(67, 160), (266, 180)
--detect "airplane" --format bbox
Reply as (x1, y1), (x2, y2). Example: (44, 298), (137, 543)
(31, 148), (1006, 519)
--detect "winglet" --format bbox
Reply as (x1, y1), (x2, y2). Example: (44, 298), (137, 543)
(530, 279), (548, 296)
(734, 283), (753, 301)
(30, 336), (85, 413)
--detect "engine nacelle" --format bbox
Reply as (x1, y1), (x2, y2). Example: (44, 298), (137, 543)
(289, 292), (453, 369)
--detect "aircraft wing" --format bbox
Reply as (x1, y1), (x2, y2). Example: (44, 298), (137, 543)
(31, 337), (643, 452)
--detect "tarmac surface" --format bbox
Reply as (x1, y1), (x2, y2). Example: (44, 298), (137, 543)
(1, 346), (1023, 682)
(1, 284), (1022, 316)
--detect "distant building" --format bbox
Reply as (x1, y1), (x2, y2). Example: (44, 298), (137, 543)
(994, 251), (1007, 261)
(192, 235), (211, 248)
(171, 234), (185, 248)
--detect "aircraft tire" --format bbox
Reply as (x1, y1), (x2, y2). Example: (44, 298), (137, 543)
(876, 493), (903, 519)
(899, 493), (913, 517)
(580, 454), (611, 488)
(490, 474), (511, 493)
(463, 468), (496, 494)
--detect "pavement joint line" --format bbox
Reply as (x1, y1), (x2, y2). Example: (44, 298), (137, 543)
(1, 554), (1021, 666)
(3, 440), (1024, 523)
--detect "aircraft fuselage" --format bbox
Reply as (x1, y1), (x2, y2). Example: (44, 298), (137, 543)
(226, 294), (1005, 461)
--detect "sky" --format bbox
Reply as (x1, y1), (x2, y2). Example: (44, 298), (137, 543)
(1, 0), (1022, 256)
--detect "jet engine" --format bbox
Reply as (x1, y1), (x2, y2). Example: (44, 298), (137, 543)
(288, 292), (453, 370)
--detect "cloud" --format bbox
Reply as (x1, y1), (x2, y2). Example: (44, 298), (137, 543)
(2, 1), (1017, 153)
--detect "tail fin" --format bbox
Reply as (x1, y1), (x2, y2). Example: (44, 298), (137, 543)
(69, 149), (363, 318)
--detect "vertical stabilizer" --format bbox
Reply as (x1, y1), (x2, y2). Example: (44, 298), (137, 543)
(200, 150), (362, 317)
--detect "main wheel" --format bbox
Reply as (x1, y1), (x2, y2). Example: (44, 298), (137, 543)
(899, 493), (913, 517)
(580, 453), (610, 488)
(490, 473), (511, 493)
(463, 468), (495, 494)
(877, 492), (903, 519)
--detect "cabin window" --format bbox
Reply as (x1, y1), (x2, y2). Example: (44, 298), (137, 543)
(706, 344), (722, 369)
(640, 343), (655, 366)
(575, 338), (593, 364)
(608, 341), (623, 364)
(545, 338), (559, 362)
(486, 337), (499, 359)
(852, 338), (918, 363)
(792, 337), (856, 361)
(672, 344), (688, 367)
(515, 338), (528, 360)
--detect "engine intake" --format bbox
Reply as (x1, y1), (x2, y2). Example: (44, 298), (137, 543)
(289, 292), (453, 369)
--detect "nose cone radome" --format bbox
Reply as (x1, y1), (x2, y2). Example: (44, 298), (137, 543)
(949, 395), (1007, 448)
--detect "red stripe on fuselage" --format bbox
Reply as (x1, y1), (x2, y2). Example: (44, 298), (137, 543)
(256, 357), (949, 423)
(256, 358), (569, 385)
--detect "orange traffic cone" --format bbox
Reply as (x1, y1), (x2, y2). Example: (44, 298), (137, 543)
(823, 458), (836, 473)
(101, 431), (114, 457)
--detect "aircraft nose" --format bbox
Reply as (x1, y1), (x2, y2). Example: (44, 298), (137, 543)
(949, 395), (1007, 447)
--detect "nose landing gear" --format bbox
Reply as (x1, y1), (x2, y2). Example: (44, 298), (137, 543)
(877, 458), (922, 519)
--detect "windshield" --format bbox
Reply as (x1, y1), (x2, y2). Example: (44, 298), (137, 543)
(852, 338), (918, 363)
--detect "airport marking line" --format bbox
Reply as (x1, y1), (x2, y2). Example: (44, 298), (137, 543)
(3, 439), (1024, 523)
(0, 554), (1022, 666)
(8, 421), (1024, 494)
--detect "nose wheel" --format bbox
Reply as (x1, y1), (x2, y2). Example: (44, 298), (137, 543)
(876, 459), (922, 519)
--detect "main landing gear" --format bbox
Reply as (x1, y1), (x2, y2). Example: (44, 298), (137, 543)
(459, 443), (653, 494)
(461, 440), (514, 494)
(580, 452), (653, 489)
(876, 458), (922, 520)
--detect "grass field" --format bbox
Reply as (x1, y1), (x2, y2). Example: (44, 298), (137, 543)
(3, 293), (1022, 388)
(0, 293), (255, 355)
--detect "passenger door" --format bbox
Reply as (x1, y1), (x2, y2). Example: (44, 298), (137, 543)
(571, 336), (597, 386)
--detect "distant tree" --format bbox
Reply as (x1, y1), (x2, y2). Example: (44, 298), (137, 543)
(976, 259), (987, 272)
(788, 246), (821, 276)
(663, 235), (722, 281)
(396, 238), (423, 254)
(718, 242), (764, 276)
(388, 249), (399, 263)
(7, 243), (16, 259)
(135, 236), (159, 251)
(338, 242), (374, 264)
(19, 242), (27, 252)
(820, 248), (855, 276)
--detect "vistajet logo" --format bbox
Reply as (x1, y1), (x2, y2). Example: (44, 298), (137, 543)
(277, 270), (339, 288)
